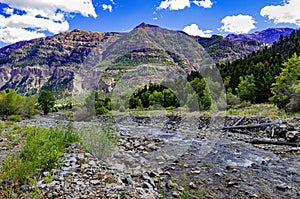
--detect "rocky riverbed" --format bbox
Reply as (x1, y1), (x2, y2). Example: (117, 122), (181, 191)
(1, 112), (300, 198)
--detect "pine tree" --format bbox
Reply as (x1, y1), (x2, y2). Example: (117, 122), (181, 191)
(270, 53), (300, 112)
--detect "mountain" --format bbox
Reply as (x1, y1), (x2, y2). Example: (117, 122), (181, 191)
(219, 29), (300, 103)
(0, 30), (120, 96)
(226, 28), (295, 45)
(0, 23), (268, 96)
(197, 35), (264, 62)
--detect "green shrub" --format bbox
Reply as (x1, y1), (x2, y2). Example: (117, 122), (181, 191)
(119, 105), (126, 112)
(77, 124), (117, 160)
(0, 125), (80, 183)
(96, 106), (110, 115)
(61, 111), (73, 117)
(8, 115), (22, 122)
(0, 89), (37, 118)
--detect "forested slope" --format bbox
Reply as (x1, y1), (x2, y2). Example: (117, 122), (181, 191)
(218, 29), (300, 103)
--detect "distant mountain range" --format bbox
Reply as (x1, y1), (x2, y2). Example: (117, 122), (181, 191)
(226, 28), (295, 44)
(0, 23), (295, 96)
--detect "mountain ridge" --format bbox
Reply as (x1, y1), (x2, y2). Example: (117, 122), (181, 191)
(226, 28), (295, 44)
(0, 24), (294, 96)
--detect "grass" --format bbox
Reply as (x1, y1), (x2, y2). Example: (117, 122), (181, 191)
(0, 125), (80, 198)
(179, 174), (204, 199)
(8, 115), (22, 122)
(226, 103), (287, 117)
(0, 121), (14, 133)
(60, 111), (73, 118)
(168, 173), (204, 199)
(75, 124), (118, 160)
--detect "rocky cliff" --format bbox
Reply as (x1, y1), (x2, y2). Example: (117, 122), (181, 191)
(0, 24), (276, 96)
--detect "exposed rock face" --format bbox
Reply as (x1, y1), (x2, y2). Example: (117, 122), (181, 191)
(0, 65), (74, 95)
(0, 24), (277, 96)
(226, 28), (295, 45)
(197, 35), (265, 62)
(0, 30), (119, 96)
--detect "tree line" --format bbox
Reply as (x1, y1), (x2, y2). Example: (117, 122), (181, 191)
(0, 89), (56, 119)
(217, 29), (300, 112)
(218, 29), (300, 104)
(1, 30), (299, 115)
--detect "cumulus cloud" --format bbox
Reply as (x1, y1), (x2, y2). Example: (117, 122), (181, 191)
(220, 14), (256, 34)
(158, 0), (190, 10)
(183, 24), (212, 37)
(0, 27), (45, 43)
(192, 0), (212, 8)
(0, 0), (97, 43)
(260, 0), (300, 27)
(102, 4), (113, 12)
(157, 0), (212, 10)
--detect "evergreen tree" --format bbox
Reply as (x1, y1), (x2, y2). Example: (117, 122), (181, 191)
(218, 29), (300, 103)
(270, 53), (300, 112)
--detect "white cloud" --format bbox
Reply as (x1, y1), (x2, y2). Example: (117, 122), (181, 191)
(1, 13), (69, 34)
(0, 0), (97, 43)
(158, 0), (190, 10)
(0, 0), (97, 18)
(0, 27), (45, 43)
(3, 7), (14, 15)
(260, 0), (300, 27)
(220, 14), (256, 34)
(192, 0), (212, 8)
(183, 24), (212, 37)
(157, 0), (212, 10)
(102, 4), (113, 12)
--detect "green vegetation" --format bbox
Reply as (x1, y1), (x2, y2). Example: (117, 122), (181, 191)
(226, 103), (286, 118)
(8, 115), (22, 122)
(0, 125), (80, 198)
(127, 74), (214, 112)
(76, 124), (118, 160)
(216, 29), (300, 113)
(197, 35), (263, 62)
(169, 173), (204, 199)
(0, 89), (37, 118)
(129, 83), (180, 110)
(219, 29), (300, 104)
(0, 126), (80, 182)
(38, 90), (56, 115)
(95, 92), (111, 115)
(235, 74), (256, 103)
(109, 48), (188, 70)
(0, 121), (13, 133)
(270, 53), (300, 112)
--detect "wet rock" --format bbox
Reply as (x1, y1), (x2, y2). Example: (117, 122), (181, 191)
(286, 131), (299, 142)
(191, 170), (201, 174)
(143, 182), (153, 189)
(276, 183), (291, 191)
(166, 180), (174, 189)
(189, 182), (197, 189)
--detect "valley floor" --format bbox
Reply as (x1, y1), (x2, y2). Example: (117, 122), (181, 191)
(1, 112), (300, 198)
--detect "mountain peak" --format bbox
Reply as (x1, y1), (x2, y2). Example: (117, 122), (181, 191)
(134, 23), (160, 29)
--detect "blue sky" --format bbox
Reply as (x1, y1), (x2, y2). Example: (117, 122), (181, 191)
(0, 0), (299, 46)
